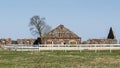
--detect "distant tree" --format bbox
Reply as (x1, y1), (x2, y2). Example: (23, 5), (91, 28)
(29, 15), (51, 43)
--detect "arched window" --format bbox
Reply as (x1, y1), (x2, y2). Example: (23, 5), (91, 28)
(46, 40), (53, 44)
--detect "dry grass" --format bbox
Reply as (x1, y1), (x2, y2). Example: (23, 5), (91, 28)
(0, 50), (120, 68)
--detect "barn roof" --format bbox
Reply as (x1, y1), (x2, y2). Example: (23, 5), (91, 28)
(44, 24), (81, 39)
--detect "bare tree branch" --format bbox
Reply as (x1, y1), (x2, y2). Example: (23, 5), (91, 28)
(29, 15), (51, 39)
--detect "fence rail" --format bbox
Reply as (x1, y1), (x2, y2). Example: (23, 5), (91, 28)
(2, 44), (120, 52)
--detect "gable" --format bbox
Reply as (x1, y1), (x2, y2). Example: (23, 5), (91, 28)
(107, 27), (115, 39)
(44, 25), (81, 39)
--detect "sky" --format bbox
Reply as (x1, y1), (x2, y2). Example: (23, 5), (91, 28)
(0, 0), (120, 41)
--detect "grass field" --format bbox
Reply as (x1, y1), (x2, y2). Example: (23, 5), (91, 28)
(0, 50), (120, 68)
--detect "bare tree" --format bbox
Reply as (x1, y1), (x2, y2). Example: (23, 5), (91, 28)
(29, 15), (51, 43)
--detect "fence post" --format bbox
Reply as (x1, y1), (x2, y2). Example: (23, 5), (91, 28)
(39, 44), (40, 52)
(14, 45), (17, 51)
(57, 44), (59, 50)
(52, 44), (53, 52)
(95, 44), (97, 53)
(65, 44), (66, 52)
(79, 44), (82, 52)
(110, 44), (112, 53)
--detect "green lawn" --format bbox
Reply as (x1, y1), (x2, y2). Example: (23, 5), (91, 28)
(0, 50), (120, 68)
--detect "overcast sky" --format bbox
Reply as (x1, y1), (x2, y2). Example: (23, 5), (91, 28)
(0, 0), (120, 41)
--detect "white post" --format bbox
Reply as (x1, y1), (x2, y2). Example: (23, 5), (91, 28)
(110, 44), (112, 53)
(39, 44), (40, 52)
(65, 44), (66, 52)
(79, 44), (82, 52)
(89, 44), (91, 50)
(95, 44), (97, 53)
(14, 45), (17, 51)
(22, 46), (23, 51)
(57, 44), (58, 50)
(52, 44), (53, 52)
(101, 44), (103, 51)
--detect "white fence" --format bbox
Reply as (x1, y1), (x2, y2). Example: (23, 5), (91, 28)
(2, 44), (120, 52)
